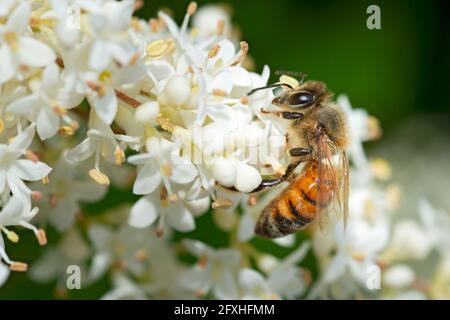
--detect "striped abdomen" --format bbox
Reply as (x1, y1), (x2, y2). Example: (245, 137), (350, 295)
(255, 160), (333, 238)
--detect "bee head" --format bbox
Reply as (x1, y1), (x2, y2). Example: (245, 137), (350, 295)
(272, 81), (332, 110)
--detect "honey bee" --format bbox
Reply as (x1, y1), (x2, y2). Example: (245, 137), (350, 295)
(247, 75), (349, 238)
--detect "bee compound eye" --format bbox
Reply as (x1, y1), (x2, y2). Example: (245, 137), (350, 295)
(288, 91), (315, 107)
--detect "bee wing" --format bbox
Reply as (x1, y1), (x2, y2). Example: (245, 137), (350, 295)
(316, 132), (349, 231)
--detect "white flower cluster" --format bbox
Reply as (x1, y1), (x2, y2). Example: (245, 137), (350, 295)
(0, 0), (448, 300)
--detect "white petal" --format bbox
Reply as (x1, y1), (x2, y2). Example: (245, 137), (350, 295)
(214, 270), (239, 299)
(129, 195), (159, 228)
(89, 41), (110, 71)
(65, 137), (96, 162)
(133, 162), (161, 195)
(0, 171), (6, 194)
(87, 225), (113, 250)
(0, 196), (23, 226)
(91, 87), (117, 124)
(166, 203), (195, 232)
(238, 212), (255, 242)
(6, 94), (40, 115)
(0, 263), (10, 287)
(0, 44), (16, 84)
(6, 2), (30, 34)
(36, 107), (60, 140)
(41, 62), (59, 90)
(170, 162), (198, 185)
(18, 37), (56, 67)
(114, 64), (146, 85)
(10, 159), (52, 181)
(89, 252), (112, 282)
(9, 123), (35, 150)
(209, 71), (232, 94)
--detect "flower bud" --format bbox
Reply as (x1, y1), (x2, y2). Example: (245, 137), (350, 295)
(164, 75), (190, 107)
(234, 162), (262, 193)
(134, 101), (160, 124)
(211, 158), (236, 187)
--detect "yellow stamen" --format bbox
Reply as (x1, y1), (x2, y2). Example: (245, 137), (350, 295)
(168, 194), (178, 203)
(98, 70), (112, 84)
(367, 115), (382, 140)
(4, 31), (18, 51)
(212, 198), (234, 209)
(114, 147), (125, 166)
(59, 125), (75, 136)
(370, 158), (391, 181)
(160, 163), (172, 177)
(217, 20), (225, 35)
(52, 103), (67, 116)
(147, 39), (169, 58)
(26, 149), (40, 162)
(89, 169), (110, 186)
(247, 195), (258, 206)
(5, 229), (19, 243)
(198, 255), (208, 268)
(0, 118), (4, 134)
(149, 18), (159, 32)
(42, 176), (50, 185)
(10, 262), (28, 272)
(187, 2), (198, 15)
(279, 75), (299, 89)
(240, 96), (249, 105)
(208, 44), (221, 59)
(36, 229), (47, 246)
(212, 89), (227, 97)
(31, 191), (43, 202)
(135, 248), (148, 262)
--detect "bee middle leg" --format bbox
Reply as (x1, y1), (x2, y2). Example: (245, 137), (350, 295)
(251, 161), (302, 193)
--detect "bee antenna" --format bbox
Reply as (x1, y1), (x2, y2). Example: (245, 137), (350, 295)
(275, 70), (308, 84)
(247, 83), (293, 96)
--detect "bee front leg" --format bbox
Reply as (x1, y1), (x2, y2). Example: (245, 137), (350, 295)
(260, 108), (304, 120)
(288, 147), (311, 157)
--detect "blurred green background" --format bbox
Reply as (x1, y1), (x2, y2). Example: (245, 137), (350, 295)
(1, 0), (449, 299)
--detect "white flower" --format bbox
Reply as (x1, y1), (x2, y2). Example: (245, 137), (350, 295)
(0, 2), (56, 85)
(0, 196), (46, 272)
(32, 155), (107, 231)
(128, 137), (198, 196)
(0, 124), (52, 201)
(179, 239), (241, 299)
(383, 264), (415, 288)
(418, 199), (450, 254)
(383, 219), (432, 262)
(6, 62), (84, 139)
(29, 228), (91, 286)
